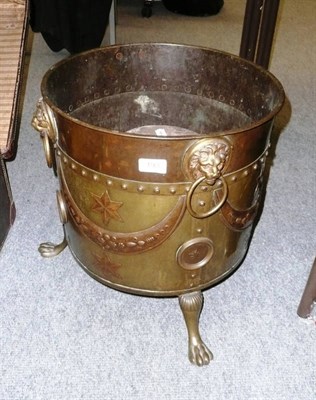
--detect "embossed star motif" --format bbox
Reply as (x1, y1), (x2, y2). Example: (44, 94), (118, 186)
(92, 253), (122, 279)
(90, 190), (123, 225)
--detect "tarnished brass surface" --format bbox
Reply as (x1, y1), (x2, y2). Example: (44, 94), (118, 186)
(38, 232), (68, 258)
(33, 44), (284, 365)
(32, 98), (57, 171)
(176, 238), (214, 270)
(179, 291), (213, 366)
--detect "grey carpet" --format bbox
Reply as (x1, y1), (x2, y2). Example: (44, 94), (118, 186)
(1, 0), (315, 399)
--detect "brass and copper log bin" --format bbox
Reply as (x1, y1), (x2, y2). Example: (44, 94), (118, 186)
(32, 44), (284, 366)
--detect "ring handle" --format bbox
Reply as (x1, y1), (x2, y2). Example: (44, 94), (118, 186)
(41, 132), (54, 169)
(186, 176), (228, 219)
(32, 98), (57, 172)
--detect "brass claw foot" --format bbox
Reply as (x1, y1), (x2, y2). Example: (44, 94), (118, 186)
(38, 236), (68, 258)
(179, 291), (213, 366)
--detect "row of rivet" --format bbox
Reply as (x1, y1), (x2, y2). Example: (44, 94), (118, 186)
(66, 85), (266, 117)
(56, 146), (268, 196)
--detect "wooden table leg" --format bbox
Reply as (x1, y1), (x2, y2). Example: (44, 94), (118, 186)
(256, 0), (280, 69)
(240, 0), (263, 62)
(297, 258), (316, 319)
(240, 0), (280, 69)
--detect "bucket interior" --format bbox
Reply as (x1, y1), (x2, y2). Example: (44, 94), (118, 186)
(42, 44), (284, 137)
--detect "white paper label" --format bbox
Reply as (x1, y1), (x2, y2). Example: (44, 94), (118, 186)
(138, 158), (167, 174)
(155, 128), (167, 137)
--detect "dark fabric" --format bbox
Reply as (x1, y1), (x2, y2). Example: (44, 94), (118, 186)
(162, 0), (224, 16)
(30, 0), (112, 54)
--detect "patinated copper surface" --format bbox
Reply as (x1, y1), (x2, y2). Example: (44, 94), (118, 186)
(33, 44), (284, 365)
